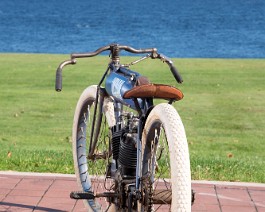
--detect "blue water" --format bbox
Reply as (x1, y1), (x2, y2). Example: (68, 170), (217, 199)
(0, 0), (264, 58)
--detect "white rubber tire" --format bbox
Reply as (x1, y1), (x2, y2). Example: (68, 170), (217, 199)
(72, 85), (115, 211)
(142, 103), (191, 212)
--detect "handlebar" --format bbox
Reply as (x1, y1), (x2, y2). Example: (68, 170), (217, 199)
(55, 44), (183, 91)
(70, 44), (157, 59)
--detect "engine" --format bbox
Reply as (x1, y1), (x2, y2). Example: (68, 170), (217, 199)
(111, 113), (138, 177)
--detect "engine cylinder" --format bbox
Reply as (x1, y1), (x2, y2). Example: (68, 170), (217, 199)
(111, 129), (122, 160)
(118, 133), (137, 176)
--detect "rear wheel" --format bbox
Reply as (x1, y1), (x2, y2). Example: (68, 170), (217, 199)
(141, 103), (191, 211)
(72, 85), (116, 211)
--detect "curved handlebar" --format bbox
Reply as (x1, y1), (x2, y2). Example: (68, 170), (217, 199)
(71, 44), (157, 59)
(55, 44), (183, 92)
(70, 44), (182, 83)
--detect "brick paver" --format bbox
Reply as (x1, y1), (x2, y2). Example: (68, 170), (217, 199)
(0, 172), (264, 211)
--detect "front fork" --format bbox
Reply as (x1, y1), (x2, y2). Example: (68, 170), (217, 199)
(135, 116), (144, 191)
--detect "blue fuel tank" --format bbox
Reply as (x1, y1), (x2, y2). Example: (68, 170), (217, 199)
(105, 67), (140, 108)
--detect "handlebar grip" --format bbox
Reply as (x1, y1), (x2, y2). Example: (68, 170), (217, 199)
(55, 67), (63, 92)
(55, 59), (76, 92)
(170, 65), (183, 83)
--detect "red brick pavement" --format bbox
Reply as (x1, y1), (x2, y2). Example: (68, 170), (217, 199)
(0, 171), (264, 212)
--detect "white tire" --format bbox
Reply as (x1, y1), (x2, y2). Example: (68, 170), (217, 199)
(141, 103), (191, 211)
(72, 85), (115, 211)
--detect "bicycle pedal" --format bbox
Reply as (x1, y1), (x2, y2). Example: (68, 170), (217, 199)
(70, 191), (95, 200)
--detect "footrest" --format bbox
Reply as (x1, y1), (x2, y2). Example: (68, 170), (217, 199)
(70, 191), (95, 200)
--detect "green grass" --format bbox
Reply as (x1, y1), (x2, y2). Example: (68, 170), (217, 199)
(0, 54), (264, 182)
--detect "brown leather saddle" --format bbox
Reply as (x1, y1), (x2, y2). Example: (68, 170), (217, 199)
(123, 77), (183, 101)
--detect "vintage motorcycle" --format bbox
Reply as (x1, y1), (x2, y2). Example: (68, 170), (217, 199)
(55, 44), (193, 211)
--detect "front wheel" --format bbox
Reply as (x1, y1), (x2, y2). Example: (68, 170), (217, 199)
(72, 85), (116, 211)
(141, 103), (191, 211)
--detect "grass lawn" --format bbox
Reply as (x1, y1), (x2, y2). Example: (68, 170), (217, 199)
(0, 53), (264, 182)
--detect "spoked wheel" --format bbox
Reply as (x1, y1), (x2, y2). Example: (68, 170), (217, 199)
(141, 103), (191, 212)
(72, 85), (116, 211)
